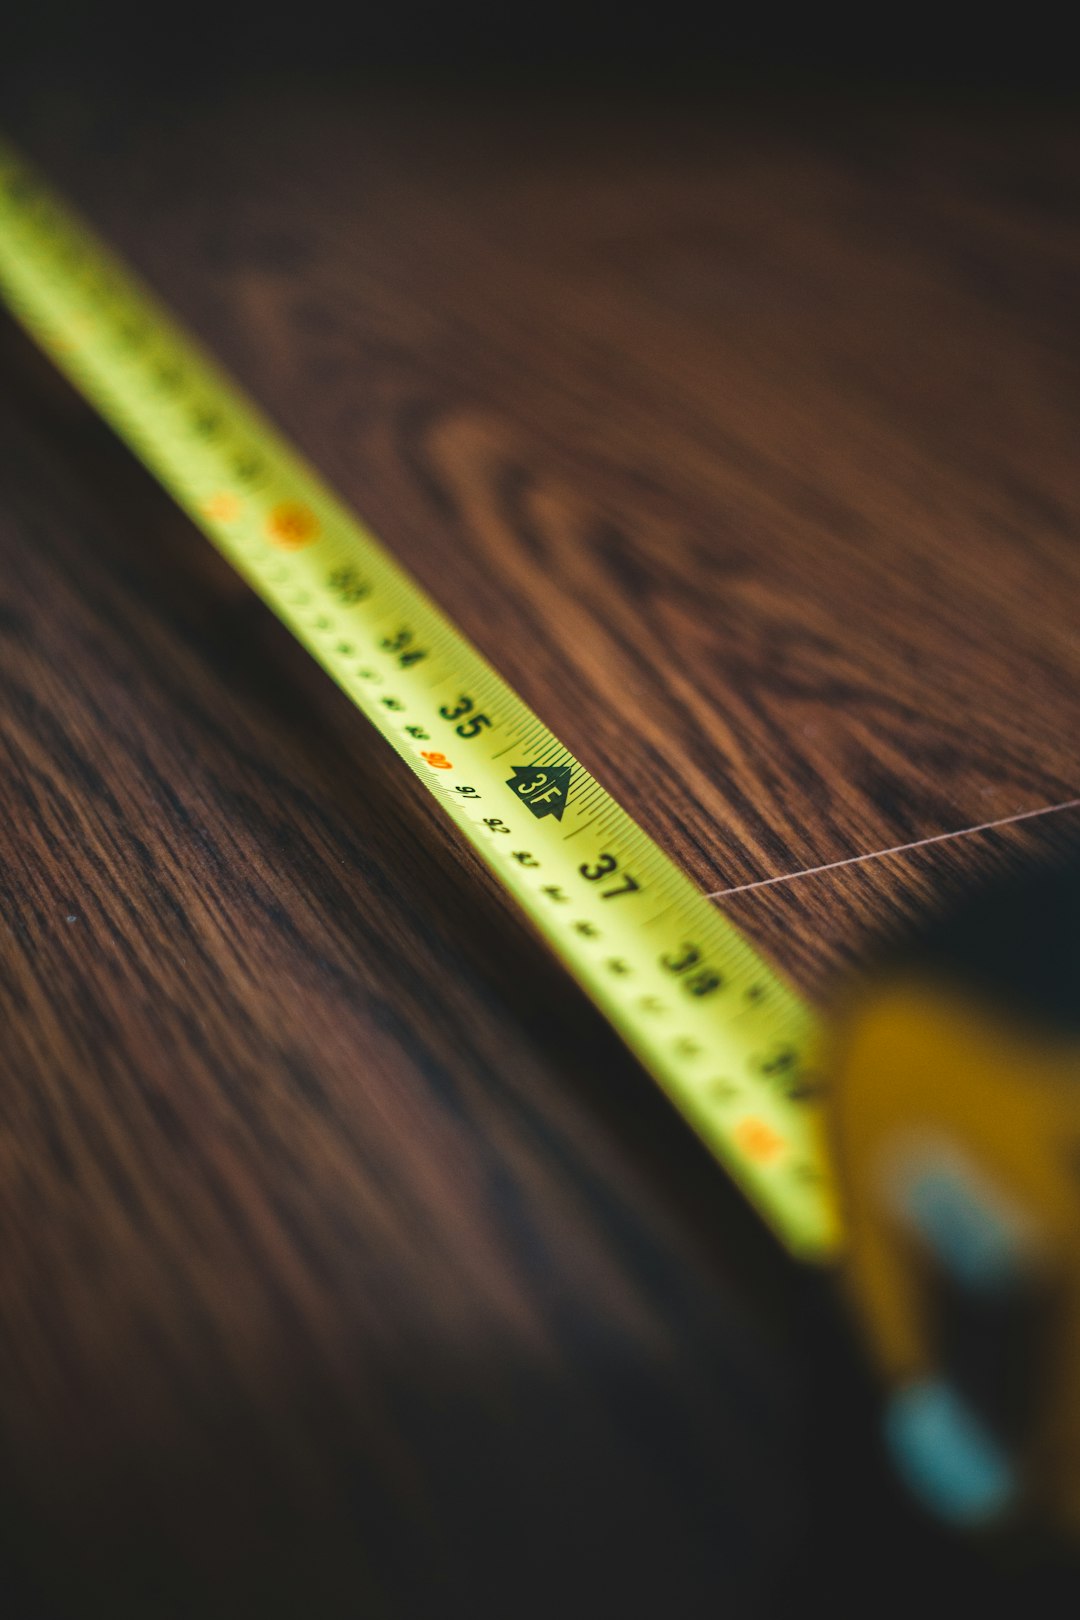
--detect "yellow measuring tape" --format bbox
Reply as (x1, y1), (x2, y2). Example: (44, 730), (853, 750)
(0, 139), (841, 1261)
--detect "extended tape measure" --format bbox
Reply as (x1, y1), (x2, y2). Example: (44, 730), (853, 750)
(3, 140), (1079, 1545)
(0, 138), (838, 1260)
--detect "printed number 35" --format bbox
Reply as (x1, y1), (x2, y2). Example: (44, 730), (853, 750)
(440, 696), (492, 739)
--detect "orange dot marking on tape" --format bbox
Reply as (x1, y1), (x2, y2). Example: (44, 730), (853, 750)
(203, 491), (242, 523)
(266, 501), (319, 549)
(733, 1118), (785, 1163)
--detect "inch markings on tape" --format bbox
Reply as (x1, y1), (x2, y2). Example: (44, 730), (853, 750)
(0, 140), (842, 1260)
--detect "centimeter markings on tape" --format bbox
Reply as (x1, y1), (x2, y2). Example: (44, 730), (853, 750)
(0, 139), (842, 1260)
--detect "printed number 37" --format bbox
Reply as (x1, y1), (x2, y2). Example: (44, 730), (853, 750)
(579, 853), (640, 900)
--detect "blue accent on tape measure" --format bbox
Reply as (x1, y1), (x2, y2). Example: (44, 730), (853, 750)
(900, 1165), (1023, 1290)
(884, 1379), (1017, 1526)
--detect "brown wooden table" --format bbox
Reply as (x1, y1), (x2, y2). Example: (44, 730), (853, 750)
(2, 80), (1079, 1617)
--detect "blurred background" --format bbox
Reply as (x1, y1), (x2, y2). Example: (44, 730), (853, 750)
(2, 6), (1079, 1620)
(6, 0), (1079, 100)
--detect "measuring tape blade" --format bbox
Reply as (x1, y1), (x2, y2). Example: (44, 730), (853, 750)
(0, 139), (841, 1260)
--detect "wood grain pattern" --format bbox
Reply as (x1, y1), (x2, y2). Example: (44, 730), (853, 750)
(2, 82), (1079, 1617)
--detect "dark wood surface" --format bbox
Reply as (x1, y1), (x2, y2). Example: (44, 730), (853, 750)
(2, 81), (1079, 1617)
